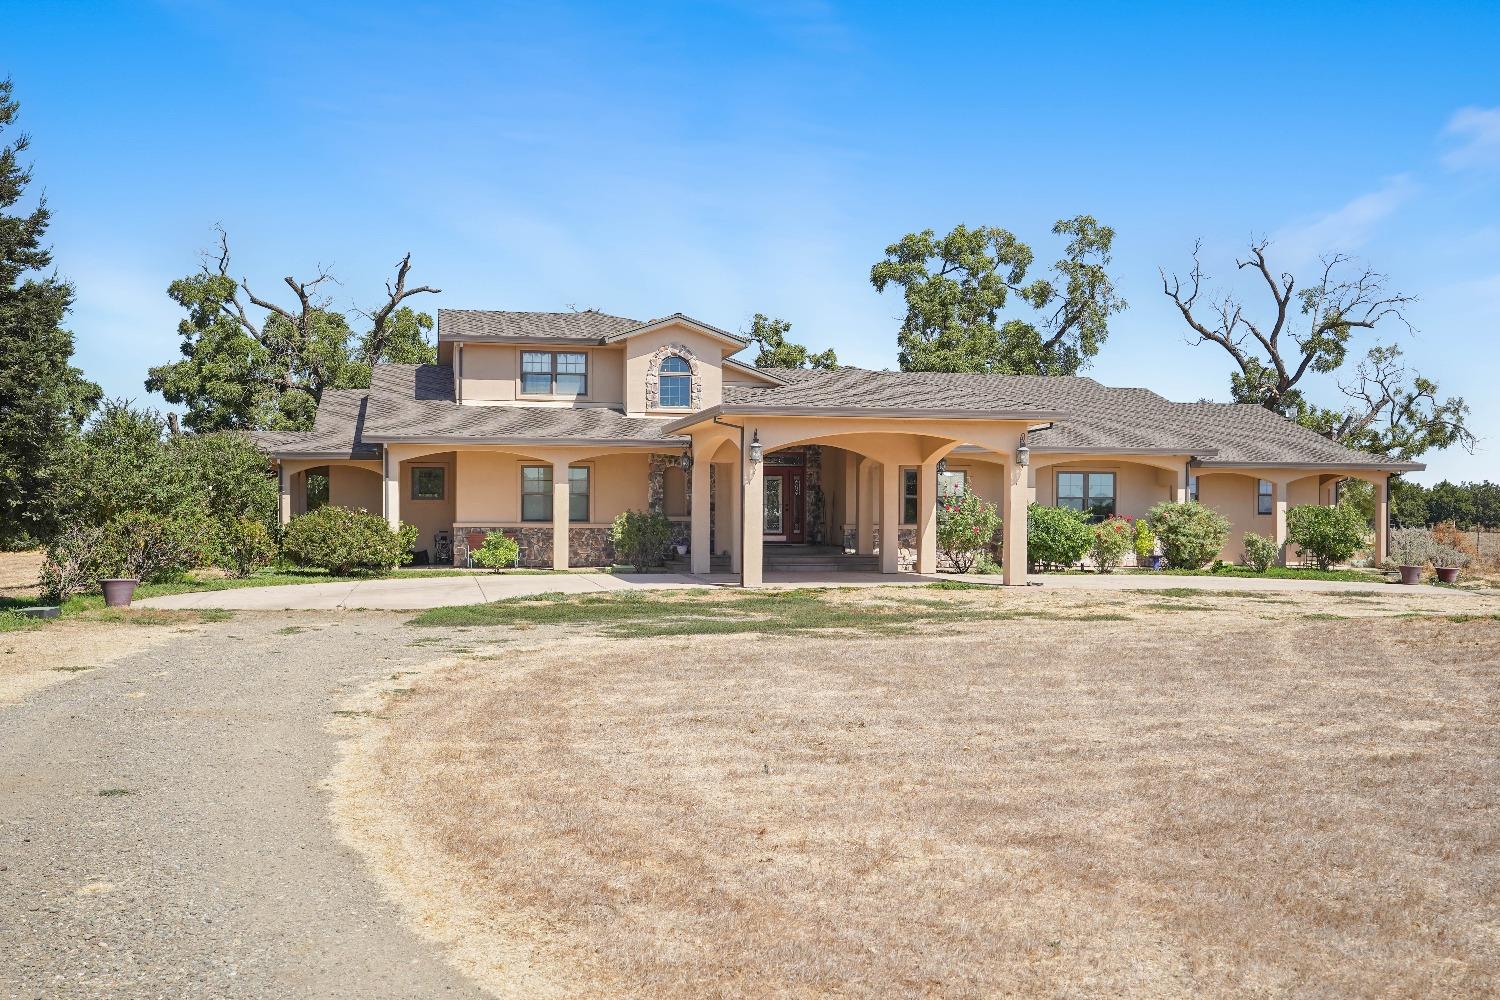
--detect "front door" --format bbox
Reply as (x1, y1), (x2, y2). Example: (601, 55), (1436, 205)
(763, 467), (805, 543)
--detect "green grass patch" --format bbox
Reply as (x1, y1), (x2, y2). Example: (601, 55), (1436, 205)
(1302, 612), (1350, 621)
(97, 788), (132, 797)
(1125, 565), (1387, 584)
(407, 588), (1085, 638)
(1140, 602), (1219, 612)
(0, 609), (44, 633)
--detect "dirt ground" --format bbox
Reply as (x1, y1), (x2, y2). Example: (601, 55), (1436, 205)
(0, 547), (44, 595)
(333, 584), (1500, 999)
(0, 613), (210, 705)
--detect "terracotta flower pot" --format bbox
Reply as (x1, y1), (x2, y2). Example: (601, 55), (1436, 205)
(1435, 566), (1460, 584)
(1397, 565), (1422, 586)
(101, 578), (139, 607)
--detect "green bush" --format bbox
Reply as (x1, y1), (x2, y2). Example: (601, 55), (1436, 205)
(1133, 518), (1156, 564)
(1286, 503), (1366, 570)
(281, 506), (417, 574)
(217, 517), (276, 577)
(1027, 504), (1092, 570)
(610, 509), (673, 569)
(1090, 516), (1133, 573)
(471, 532), (520, 571)
(1147, 501), (1230, 570)
(936, 486), (1000, 573)
(1241, 531), (1278, 573)
(971, 552), (1002, 575)
(102, 509), (215, 582)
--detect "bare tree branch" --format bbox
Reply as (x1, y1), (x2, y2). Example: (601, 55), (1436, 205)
(355, 253), (441, 361)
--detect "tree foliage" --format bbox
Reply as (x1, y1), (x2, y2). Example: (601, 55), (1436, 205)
(0, 79), (101, 546)
(747, 314), (837, 369)
(147, 228), (439, 432)
(870, 217), (1125, 375)
(1162, 239), (1472, 461)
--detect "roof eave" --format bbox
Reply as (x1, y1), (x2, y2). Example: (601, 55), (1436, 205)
(601, 314), (749, 348)
(361, 434), (683, 448)
(1028, 446), (1219, 458)
(665, 404), (1065, 433)
(1191, 459), (1425, 472)
(722, 358), (789, 385)
(437, 334), (607, 346)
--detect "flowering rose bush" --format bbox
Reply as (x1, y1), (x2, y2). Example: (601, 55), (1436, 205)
(935, 487), (1000, 573)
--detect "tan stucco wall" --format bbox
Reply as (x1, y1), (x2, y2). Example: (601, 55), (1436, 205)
(328, 465), (382, 512)
(399, 452), (456, 555)
(623, 322), (729, 416)
(451, 450), (653, 526)
(458, 343), (625, 407)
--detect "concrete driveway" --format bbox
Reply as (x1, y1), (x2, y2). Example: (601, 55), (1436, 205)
(136, 569), (1467, 611)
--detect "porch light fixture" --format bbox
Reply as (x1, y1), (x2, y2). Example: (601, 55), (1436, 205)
(936, 458), (948, 475)
(748, 431), (763, 463)
(679, 449), (693, 471)
(1016, 434), (1030, 467)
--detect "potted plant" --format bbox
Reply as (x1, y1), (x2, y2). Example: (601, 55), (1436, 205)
(1432, 544), (1470, 584)
(100, 576), (139, 607)
(1131, 518), (1160, 569)
(1386, 527), (1433, 586)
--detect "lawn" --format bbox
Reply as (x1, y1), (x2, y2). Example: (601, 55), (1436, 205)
(337, 585), (1500, 998)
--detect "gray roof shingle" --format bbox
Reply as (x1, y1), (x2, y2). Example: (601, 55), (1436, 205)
(249, 389), (379, 459)
(439, 309), (644, 341)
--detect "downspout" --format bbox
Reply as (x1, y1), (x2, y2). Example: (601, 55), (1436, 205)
(714, 414), (747, 588)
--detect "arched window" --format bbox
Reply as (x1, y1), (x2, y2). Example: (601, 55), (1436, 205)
(658, 354), (692, 408)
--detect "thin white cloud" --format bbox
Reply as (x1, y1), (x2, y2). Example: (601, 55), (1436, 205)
(1442, 106), (1500, 170)
(1273, 175), (1417, 263)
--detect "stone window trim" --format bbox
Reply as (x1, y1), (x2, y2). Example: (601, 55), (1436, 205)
(520, 462), (593, 523)
(644, 344), (702, 411)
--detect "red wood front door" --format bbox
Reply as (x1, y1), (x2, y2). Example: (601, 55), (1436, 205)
(762, 466), (805, 543)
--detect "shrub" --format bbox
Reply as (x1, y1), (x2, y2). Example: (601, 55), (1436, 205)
(281, 506), (417, 574)
(1090, 517), (1133, 573)
(610, 509), (673, 569)
(471, 532), (520, 571)
(39, 523), (110, 601)
(217, 517), (276, 577)
(102, 509), (216, 582)
(1027, 504), (1092, 570)
(1147, 501), (1230, 570)
(971, 552), (1002, 575)
(1431, 543), (1471, 569)
(936, 486), (1000, 573)
(1286, 503), (1366, 570)
(1387, 527), (1435, 568)
(1241, 532), (1278, 573)
(1132, 518), (1156, 565)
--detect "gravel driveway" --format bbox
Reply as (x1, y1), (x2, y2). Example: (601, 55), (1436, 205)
(0, 613), (487, 999)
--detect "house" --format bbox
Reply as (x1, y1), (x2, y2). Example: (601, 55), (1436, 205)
(256, 309), (1420, 586)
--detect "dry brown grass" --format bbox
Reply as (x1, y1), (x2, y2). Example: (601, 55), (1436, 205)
(337, 587), (1500, 999)
(0, 548), (44, 596)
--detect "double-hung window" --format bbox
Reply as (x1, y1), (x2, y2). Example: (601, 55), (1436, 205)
(901, 469), (919, 524)
(520, 465), (591, 522)
(520, 351), (587, 396)
(658, 355), (692, 408)
(1056, 471), (1116, 520)
(1257, 479), (1275, 515)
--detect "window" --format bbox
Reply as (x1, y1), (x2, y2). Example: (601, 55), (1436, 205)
(1056, 471), (1116, 520)
(520, 351), (587, 396)
(521, 465), (590, 522)
(902, 468), (918, 524)
(938, 469), (968, 497)
(658, 354), (692, 408)
(1257, 479), (1275, 515)
(411, 466), (445, 501)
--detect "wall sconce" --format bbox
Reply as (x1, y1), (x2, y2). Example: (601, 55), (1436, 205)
(936, 458), (948, 475)
(1016, 434), (1030, 467)
(748, 431), (763, 463)
(679, 449), (693, 471)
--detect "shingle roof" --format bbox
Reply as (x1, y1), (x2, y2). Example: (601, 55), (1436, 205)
(721, 367), (1064, 414)
(439, 309), (643, 341)
(360, 365), (681, 444)
(249, 389), (379, 459)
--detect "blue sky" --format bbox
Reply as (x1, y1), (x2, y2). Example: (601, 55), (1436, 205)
(7, 1), (1498, 483)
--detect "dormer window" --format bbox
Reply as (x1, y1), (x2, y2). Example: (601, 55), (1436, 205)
(521, 351), (587, 396)
(658, 355), (692, 408)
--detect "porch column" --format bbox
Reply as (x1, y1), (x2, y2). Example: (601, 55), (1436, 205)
(690, 454), (712, 574)
(879, 460), (901, 573)
(278, 463), (292, 527)
(551, 459), (570, 570)
(740, 434), (763, 587)
(916, 458), (939, 575)
(856, 459), (876, 555)
(1273, 479), (1289, 566)
(727, 461), (743, 573)
(1002, 461), (1028, 586)
(1375, 475), (1390, 564)
(382, 451), (401, 532)
(1175, 464), (1190, 503)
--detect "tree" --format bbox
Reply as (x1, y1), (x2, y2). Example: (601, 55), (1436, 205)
(1161, 239), (1473, 461)
(746, 313), (837, 369)
(147, 228), (439, 432)
(870, 216), (1125, 375)
(0, 79), (101, 546)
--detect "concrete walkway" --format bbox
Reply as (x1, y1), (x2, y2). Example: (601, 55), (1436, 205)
(137, 569), (1468, 610)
